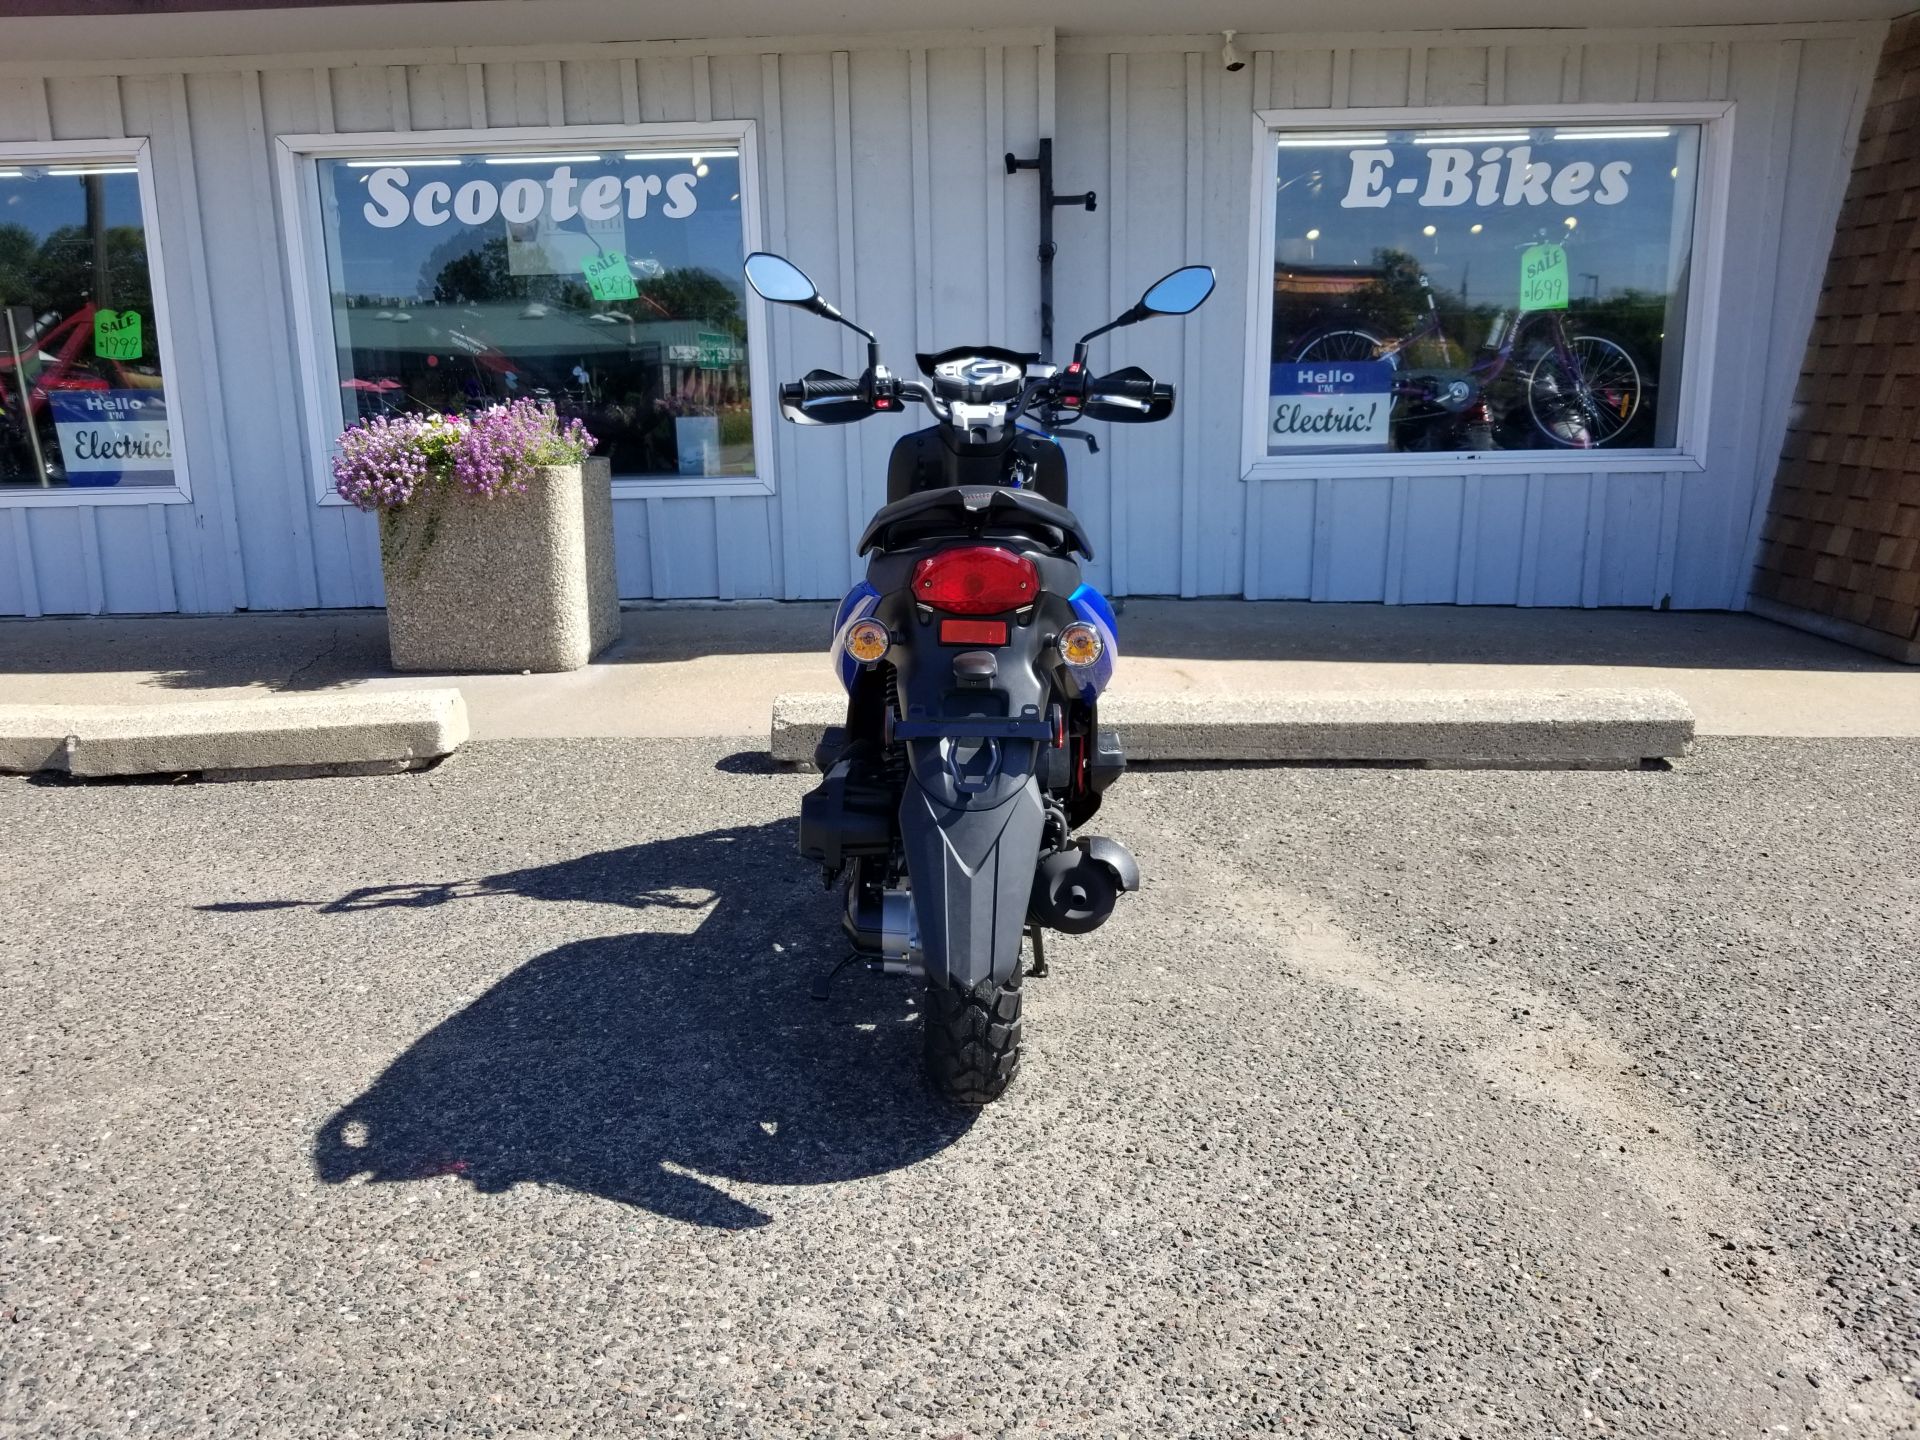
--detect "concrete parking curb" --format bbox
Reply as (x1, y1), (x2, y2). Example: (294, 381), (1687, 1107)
(771, 687), (1694, 769)
(0, 689), (470, 778)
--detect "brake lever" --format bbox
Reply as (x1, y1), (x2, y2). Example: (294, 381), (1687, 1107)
(1023, 420), (1098, 454)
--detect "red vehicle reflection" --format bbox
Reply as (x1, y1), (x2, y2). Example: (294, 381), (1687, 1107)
(1, 303), (163, 483)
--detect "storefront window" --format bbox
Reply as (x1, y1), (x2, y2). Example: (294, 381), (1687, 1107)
(315, 147), (753, 479)
(1266, 123), (1700, 457)
(1, 159), (174, 490)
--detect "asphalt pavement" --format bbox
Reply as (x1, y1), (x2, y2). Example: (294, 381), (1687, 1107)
(2, 737), (1917, 1438)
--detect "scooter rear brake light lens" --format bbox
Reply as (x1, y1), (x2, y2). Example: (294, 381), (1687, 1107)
(939, 619), (1008, 646)
(844, 618), (891, 664)
(1057, 621), (1104, 668)
(911, 547), (1037, 614)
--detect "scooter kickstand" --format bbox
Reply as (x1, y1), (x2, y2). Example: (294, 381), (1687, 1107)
(1026, 925), (1049, 978)
(810, 952), (864, 1002)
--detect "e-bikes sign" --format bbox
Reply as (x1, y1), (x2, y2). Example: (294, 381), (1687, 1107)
(1269, 361), (1394, 452)
(1340, 145), (1632, 210)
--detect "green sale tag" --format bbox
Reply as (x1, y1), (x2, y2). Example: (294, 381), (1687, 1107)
(581, 251), (639, 302)
(93, 308), (143, 360)
(1519, 243), (1569, 312)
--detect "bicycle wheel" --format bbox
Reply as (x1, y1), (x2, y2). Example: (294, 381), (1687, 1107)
(1526, 336), (1642, 448)
(1295, 328), (1393, 367)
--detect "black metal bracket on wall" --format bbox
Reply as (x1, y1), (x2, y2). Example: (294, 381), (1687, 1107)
(1004, 139), (1096, 361)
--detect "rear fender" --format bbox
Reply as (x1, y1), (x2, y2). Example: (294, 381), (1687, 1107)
(899, 736), (1044, 990)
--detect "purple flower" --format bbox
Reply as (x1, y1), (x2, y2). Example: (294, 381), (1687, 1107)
(331, 413), (449, 511)
(450, 399), (595, 500)
(331, 400), (596, 513)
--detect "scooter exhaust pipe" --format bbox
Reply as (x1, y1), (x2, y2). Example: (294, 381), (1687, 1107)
(1028, 837), (1138, 935)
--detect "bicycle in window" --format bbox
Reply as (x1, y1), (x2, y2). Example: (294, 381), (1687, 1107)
(1292, 241), (1648, 452)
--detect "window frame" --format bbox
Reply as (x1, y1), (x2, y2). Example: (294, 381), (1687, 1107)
(0, 136), (193, 509)
(274, 119), (774, 505)
(1240, 101), (1736, 481)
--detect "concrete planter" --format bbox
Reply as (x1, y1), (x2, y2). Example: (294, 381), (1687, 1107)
(380, 456), (618, 673)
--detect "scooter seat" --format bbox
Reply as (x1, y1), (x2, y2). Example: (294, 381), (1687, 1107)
(856, 485), (1093, 559)
(868, 516), (1070, 556)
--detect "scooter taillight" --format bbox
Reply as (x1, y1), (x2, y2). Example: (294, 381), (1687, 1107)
(911, 546), (1038, 614)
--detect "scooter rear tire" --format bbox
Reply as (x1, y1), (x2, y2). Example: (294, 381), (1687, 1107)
(923, 970), (1023, 1105)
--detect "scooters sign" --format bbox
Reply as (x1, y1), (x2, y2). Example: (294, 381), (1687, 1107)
(361, 163), (704, 230)
(1268, 361), (1395, 452)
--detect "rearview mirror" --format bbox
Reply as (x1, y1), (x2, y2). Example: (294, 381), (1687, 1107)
(744, 252), (818, 306)
(1139, 265), (1215, 316)
(1073, 262), (1217, 362)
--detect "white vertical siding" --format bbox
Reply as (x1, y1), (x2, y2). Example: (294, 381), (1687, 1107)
(0, 35), (1049, 611)
(0, 22), (1881, 613)
(1057, 27), (1877, 605)
(257, 63), (384, 608)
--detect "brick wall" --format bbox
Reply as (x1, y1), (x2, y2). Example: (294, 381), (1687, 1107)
(1750, 14), (1920, 663)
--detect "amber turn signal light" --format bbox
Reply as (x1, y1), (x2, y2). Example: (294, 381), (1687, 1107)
(1057, 621), (1103, 668)
(844, 618), (891, 664)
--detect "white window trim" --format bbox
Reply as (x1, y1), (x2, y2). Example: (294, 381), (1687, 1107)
(1239, 101), (1736, 482)
(0, 136), (192, 509)
(274, 119), (775, 505)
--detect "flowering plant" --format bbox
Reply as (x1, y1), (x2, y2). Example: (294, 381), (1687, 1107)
(332, 399), (595, 513)
(452, 399), (595, 501)
(330, 412), (460, 512)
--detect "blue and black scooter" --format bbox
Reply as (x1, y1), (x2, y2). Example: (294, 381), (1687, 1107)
(745, 251), (1214, 1103)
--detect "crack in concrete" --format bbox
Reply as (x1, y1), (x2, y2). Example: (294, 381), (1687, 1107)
(280, 624), (343, 692)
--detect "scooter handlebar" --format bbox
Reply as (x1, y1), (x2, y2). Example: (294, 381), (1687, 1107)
(775, 368), (1172, 426)
(1062, 367), (1175, 424)
(1087, 371), (1161, 400)
(781, 375), (864, 405)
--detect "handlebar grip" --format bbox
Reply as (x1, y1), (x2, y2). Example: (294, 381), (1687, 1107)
(1089, 372), (1158, 399)
(799, 376), (863, 400)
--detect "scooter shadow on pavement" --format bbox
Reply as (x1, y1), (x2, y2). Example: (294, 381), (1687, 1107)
(306, 823), (974, 1229)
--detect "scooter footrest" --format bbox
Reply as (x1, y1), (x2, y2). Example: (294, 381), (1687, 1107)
(1089, 728), (1126, 793)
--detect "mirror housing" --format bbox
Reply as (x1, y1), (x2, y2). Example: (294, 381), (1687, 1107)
(1072, 263), (1216, 366)
(1140, 265), (1216, 316)
(743, 250), (880, 364)
(744, 251), (818, 306)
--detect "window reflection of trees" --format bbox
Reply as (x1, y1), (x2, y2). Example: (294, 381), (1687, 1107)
(0, 222), (154, 324)
(332, 231), (753, 477)
(0, 186), (163, 488)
